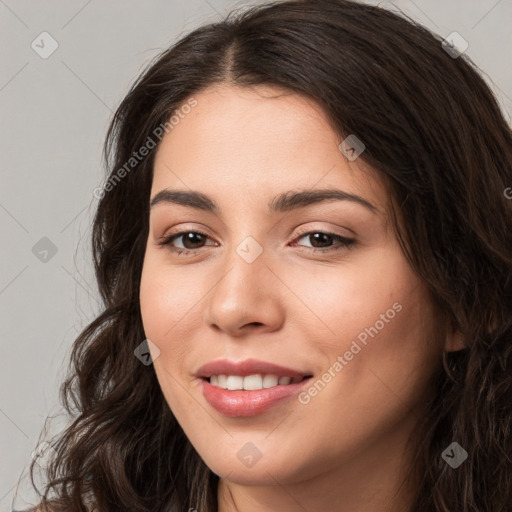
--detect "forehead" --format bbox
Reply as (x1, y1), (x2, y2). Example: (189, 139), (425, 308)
(157, 84), (341, 159)
(151, 84), (388, 213)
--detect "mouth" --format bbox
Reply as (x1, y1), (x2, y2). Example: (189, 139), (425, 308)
(195, 359), (314, 417)
(204, 373), (311, 390)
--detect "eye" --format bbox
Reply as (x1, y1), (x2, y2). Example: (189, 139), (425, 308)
(292, 230), (355, 253)
(157, 229), (355, 256)
(157, 230), (216, 255)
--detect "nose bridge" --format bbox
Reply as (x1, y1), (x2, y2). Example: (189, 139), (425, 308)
(203, 233), (284, 334)
(214, 234), (270, 310)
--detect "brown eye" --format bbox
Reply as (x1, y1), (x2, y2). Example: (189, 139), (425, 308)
(293, 231), (355, 253)
(175, 232), (208, 249)
(158, 230), (216, 254)
(305, 232), (335, 248)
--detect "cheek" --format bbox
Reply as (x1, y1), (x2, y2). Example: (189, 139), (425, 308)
(139, 255), (220, 396)
(279, 247), (418, 348)
(139, 256), (198, 341)
(139, 262), (190, 379)
(139, 263), (197, 415)
(312, 279), (441, 429)
(295, 249), (442, 409)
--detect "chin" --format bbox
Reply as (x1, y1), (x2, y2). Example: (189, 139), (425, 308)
(200, 447), (312, 486)
(211, 462), (296, 486)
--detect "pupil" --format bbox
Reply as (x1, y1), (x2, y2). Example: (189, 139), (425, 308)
(310, 233), (331, 248)
(184, 233), (205, 249)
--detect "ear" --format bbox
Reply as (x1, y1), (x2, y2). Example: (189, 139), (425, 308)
(444, 329), (465, 352)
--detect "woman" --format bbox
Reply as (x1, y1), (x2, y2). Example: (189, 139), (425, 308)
(25, 0), (512, 510)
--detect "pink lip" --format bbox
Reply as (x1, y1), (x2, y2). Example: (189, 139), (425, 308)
(196, 358), (309, 379)
(196, 358), (313, 417)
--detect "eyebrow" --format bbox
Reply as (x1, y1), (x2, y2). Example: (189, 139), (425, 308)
(149, 188), (378, 214)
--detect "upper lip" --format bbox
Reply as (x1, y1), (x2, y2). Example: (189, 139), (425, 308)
(196, 358), (311, 379)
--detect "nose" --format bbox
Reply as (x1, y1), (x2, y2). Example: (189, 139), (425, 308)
(203, 242), (285, 337)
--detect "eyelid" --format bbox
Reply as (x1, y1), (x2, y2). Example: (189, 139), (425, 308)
(157, 225), (351, 244)
(292, 224), (353, 241)
(290, 229), (355, 253)
(157, 228), (215, 247)
(157, 226), (355, 256)
(157, 221), (214, 241)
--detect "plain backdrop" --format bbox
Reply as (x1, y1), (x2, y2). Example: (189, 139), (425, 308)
(1, 0), (511, 509)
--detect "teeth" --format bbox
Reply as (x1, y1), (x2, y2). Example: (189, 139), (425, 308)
(208, 374), (303, 390)
(243, 374), (262, 390)
(226, 375), (244, 390)
(262, 375), (278, 388)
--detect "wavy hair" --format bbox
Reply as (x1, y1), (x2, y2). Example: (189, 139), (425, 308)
(22, 0), (512, 510)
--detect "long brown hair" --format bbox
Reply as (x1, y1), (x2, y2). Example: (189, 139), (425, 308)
(22, 1), (512, 510)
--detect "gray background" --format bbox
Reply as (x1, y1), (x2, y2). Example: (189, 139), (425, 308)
(1, 0), (511, 509)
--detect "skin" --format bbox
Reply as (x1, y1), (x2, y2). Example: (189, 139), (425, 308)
(139, 84), (463, 512)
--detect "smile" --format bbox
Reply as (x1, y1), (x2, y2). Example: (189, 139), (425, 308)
(208, 374), (307, 390)
(196, 359), (313, 417)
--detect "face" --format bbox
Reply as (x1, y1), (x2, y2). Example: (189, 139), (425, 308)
(139, 84), (445, 487)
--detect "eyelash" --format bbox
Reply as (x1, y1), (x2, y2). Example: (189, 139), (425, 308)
(157, 228), (355, 256)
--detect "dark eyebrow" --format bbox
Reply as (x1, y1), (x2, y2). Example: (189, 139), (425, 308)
(268, 189), (377, 214)
(149, 188), (378, 214)
(150, 189), (218, 213)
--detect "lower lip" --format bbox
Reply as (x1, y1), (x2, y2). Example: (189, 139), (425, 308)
(200, 378), (311, 417)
